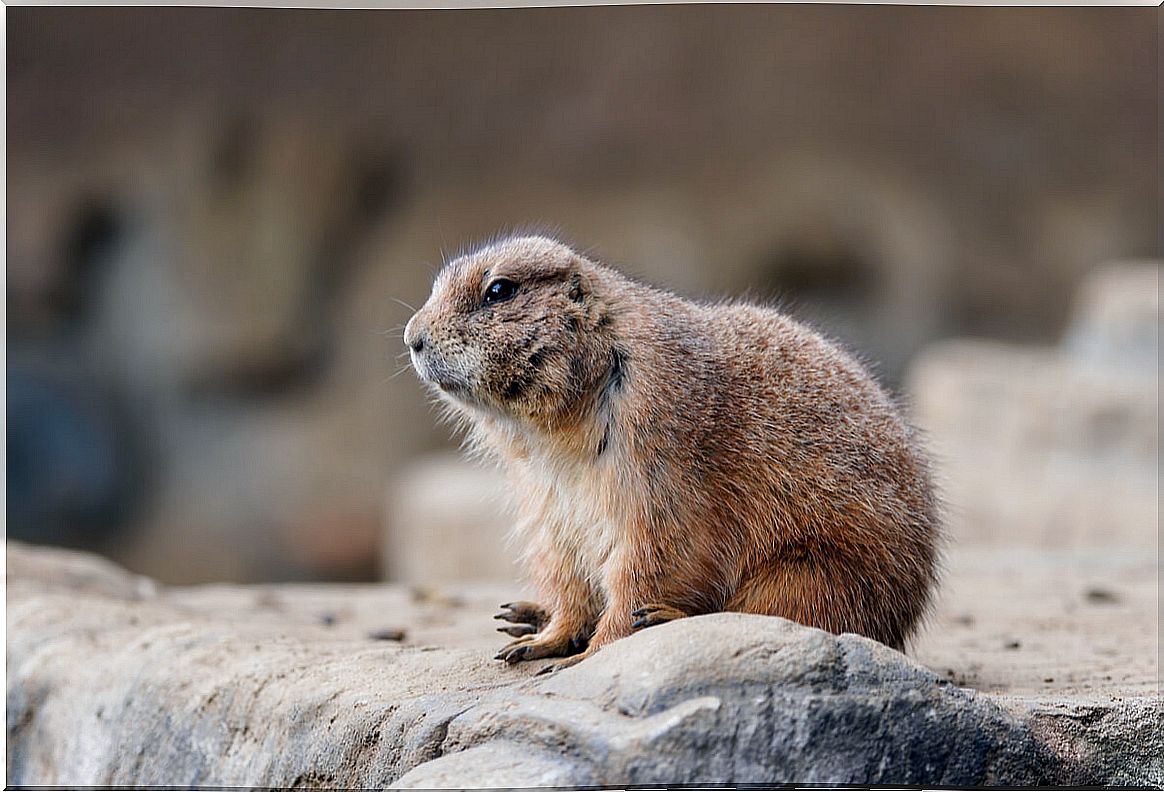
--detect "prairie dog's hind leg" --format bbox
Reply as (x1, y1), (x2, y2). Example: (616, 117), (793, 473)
(727, 559), (916, 651)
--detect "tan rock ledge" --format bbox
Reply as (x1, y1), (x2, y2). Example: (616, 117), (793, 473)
(5, 540), (1160, 788)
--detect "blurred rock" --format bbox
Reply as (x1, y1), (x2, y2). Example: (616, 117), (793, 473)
(5, 541), (158, 600)
(7, 541), (1159, 788)
(284, 508), (383, 582)
(383, 455), (519, 585)
(906, 262), (1159, 548)
(169, 120), (385, 396)
(1064, 262), (1160, 367)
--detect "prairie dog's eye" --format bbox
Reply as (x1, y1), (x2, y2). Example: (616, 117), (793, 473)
(483, 278), (518, 306)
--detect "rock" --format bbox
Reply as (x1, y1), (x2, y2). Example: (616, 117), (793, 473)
(419, 619), (1055, 787)
(1017, 698), (1164, 788)
(905, 262), (1159, 548)
(6, 541), (1159, 787)
(382, 455), (519, 585)
(166, 120), (380, 396)
(1064, 262), (1160, 367)
(5, 540), (158, 600)
(5, 556), (505, 787)
(395, 744), (592, 789)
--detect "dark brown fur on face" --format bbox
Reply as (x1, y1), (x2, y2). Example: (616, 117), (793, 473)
(404, 235), (941, 669)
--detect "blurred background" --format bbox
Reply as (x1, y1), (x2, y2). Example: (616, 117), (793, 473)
(6, 6), (1158, 585)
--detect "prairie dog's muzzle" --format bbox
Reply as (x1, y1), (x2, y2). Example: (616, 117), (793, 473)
(403, 314), (426, 354)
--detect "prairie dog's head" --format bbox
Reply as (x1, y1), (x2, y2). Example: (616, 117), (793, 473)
(404, 236), (615, 423)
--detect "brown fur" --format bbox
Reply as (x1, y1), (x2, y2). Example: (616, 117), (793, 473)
(404, 235), (941, 666)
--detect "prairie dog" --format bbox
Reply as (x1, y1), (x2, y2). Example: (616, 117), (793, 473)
(404, 235), (940, 667)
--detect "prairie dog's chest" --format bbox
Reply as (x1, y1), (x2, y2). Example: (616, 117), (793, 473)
(513, 457), (622, 580)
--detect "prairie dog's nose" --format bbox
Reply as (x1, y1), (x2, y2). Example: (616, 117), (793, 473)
(403, 316), (425, 353)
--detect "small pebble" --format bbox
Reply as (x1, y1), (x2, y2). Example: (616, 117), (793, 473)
(1084, 587), (1121, 605)
(1004, 640), (1021, 650)
(254, 591), (284, 611)
(410, 587), (464, 608)
(368, 629), (407, 642)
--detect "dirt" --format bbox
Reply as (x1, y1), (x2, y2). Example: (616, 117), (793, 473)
(157, 543), (1159, 702)
(911, 545), (1158, 699)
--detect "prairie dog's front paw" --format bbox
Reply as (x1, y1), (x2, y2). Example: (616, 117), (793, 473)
(494, 630), (588, 664)
(630, 604), (689, 630)
(493, 601), (549, 638)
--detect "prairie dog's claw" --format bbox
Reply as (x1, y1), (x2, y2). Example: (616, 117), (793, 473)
(494, 631), (584, 665)
(493, 601), (550, 631)
(497, 624), (537, 638)
(630, 604), (689, 630)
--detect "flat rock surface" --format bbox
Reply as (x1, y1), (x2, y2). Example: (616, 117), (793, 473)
(6, 541), (1160, 787)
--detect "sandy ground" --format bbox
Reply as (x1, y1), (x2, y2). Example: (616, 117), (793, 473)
(159, 543), (1159, 703)
(912, 545), (1158, 699)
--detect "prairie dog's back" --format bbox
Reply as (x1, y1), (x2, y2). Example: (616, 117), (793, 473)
(619, 294), (935, 550)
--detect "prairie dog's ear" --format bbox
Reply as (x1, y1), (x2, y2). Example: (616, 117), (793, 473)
(569, 260), (606, 300)
(568, 274), (586, 304)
